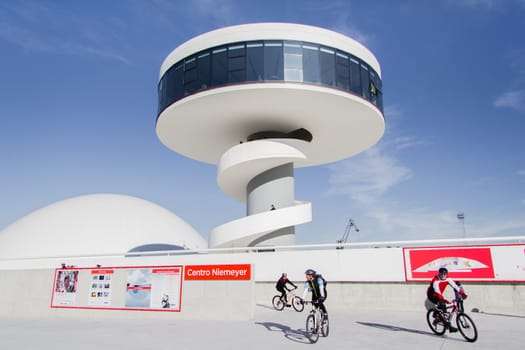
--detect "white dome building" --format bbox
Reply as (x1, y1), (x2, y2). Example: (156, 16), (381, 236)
(0, 194), (207, 260)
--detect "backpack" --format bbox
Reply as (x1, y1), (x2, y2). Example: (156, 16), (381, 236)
(316, 274), (327, 287)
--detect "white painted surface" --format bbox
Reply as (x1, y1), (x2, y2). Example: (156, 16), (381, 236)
(0, 194), (208, 259)
(156, 84), (384, 166)
(209, 201), (312, 248)
(217, 140), (307, 201)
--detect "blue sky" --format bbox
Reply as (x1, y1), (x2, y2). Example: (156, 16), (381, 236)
(0, 0), (524, 245)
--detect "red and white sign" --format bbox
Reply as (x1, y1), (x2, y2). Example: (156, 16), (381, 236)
(404, 246), (495, 281)
(404, 244), (525, 282)
(184, 264), (251, 280)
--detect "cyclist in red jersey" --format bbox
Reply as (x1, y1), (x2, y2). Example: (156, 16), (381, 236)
(426, 267), (467, 332)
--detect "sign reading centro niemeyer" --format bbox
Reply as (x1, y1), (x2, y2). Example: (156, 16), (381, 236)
(184, 264), (251, 280)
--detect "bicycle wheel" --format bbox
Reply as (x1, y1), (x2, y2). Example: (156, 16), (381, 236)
(272, 295), (285, 311)
(321, 313), (329, 337)
(426, 309), (447, 335)
(292, 296), (304, 312)
(306, 314), (319, 343)
(456, 313), (478, 342)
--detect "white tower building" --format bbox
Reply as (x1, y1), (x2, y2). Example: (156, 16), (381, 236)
(156, 23), (384, 248)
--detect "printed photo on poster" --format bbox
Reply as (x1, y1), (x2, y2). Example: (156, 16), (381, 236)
(125, 269), (152, 308)
(55, 270), (79, 293)
(52, 269), (79, 305)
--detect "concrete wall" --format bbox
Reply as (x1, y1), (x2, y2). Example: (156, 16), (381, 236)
(0, 269), (254, 320)
(1, 269), (524, 320)
(1, 243), (524, 320)
(255, 281), (525, 316)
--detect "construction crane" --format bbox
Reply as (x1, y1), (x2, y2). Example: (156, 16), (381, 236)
(336, 219), (360, 245)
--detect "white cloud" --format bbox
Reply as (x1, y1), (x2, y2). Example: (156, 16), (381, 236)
(468, 217), (525, 236)
(391, 136), (426, 151)
(189, 0), (237, 26)
(454, 0), (498, 8)
(324, 145), (412, 204)
(384, 105), (403, 119)
(321, 122), (525, 241)
(297, 0), (372, 46)
(332, 22), (373, 47)
(364, 208), (464, 241)
(452, 0), (525, 10)
(494, 90), (525, 111)
(0, 2), (132, 65)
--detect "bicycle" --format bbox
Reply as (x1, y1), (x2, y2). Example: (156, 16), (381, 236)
(426, 298), (478, 342)
(272, 288), (304, 312)
(304, 301), (329, 343)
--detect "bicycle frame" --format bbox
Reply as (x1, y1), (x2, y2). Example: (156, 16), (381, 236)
(442, 299), (461, 322)
(310, 303), (323, 327)
(284, 290), (296, 304)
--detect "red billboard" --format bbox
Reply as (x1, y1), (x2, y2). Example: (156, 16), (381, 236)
(404, 246), (495, 281)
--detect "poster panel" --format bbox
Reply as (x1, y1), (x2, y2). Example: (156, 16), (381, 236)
(404, 244), (525, 282)
(88, 269), (114, 307)
(51, 265), (183, 312)
(150, 267), (182, 310)
(125, 267), (182, 311)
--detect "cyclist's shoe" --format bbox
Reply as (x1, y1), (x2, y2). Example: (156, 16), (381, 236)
(432, 312), (444, 326)
(444, 321), (458, 332)
(285, 304), (291, 307)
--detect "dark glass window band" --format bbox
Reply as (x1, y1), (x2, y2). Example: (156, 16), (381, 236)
(158, 40), (383, 117)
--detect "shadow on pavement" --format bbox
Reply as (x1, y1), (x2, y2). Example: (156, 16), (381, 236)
(356, 321), (463, 340)
(255, 303), (275, 311)
(474, 310), (525, 319)
(255, 321), (311, 344)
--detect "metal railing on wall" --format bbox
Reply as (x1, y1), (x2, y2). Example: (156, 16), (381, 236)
(1, 235), (523, 269)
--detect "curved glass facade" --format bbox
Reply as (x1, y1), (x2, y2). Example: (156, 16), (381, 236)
(158, 40), (383, 117)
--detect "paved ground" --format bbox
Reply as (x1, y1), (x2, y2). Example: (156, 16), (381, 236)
(1, 304), (523, 349)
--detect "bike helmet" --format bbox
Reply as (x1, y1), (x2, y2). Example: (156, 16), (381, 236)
(304, 269), (316, 275)
(438, 267), (448, 274)
(438, 267), (448, 278)
(282, 273), (287, 277)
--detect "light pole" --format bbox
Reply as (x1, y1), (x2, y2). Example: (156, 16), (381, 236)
(457, 212), (466, 239)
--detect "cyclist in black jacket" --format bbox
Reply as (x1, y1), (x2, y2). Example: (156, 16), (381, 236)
(275, 273), (297, 306)
(301, 269), (328, 317)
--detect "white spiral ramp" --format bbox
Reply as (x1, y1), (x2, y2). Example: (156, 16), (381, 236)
(209, 140), (312, 248)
